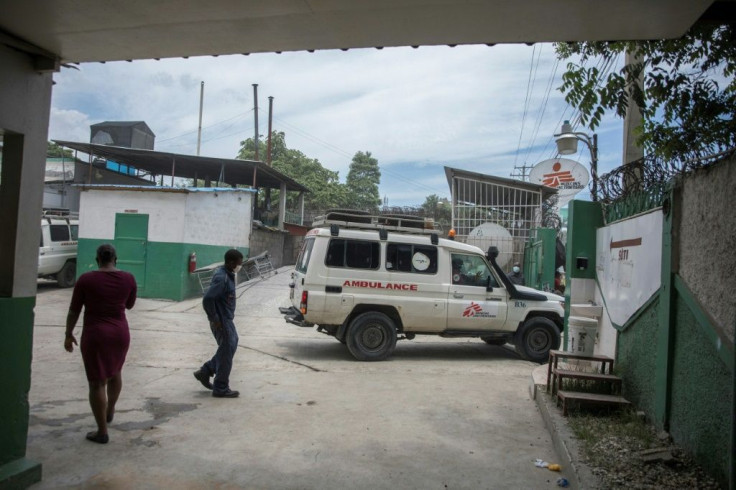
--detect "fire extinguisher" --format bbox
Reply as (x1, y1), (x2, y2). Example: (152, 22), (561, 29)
(189, 252), (197, 273)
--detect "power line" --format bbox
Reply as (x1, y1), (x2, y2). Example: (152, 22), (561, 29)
(522, 57), (560, 166)
(513, 45), (541, 167)
(156, 110), (253, 143)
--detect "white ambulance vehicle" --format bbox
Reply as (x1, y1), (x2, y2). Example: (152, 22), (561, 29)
(281, 212), (564, 362)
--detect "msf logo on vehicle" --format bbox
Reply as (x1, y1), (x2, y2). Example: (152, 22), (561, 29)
(462, 302), (496, 318)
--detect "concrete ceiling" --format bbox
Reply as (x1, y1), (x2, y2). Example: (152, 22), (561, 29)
(0, 0), (720, 66)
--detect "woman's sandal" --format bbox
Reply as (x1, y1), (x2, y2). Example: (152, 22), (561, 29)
(106, 411), (114, 423)
(86, 431), (109, 444)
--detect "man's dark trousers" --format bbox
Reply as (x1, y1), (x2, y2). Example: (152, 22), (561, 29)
(202, 318), (238, 394)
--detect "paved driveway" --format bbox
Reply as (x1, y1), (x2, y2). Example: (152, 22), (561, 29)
(28, 269), (566, 489)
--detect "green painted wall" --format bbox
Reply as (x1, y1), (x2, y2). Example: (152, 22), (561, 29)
(616, 297), (659, 417)
(669, 296), (731, 487)
(78, 239), (248, 301)
(0, 297), (36, 468)
(566, 200), (603, 280)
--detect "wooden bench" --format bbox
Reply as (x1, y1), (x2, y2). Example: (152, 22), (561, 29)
(546, 349), (614, 395)
(554, 369), (623, 396)
(557, 390), (631, 416)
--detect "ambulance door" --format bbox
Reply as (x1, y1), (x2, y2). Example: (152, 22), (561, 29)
(446, 253), (508, 331)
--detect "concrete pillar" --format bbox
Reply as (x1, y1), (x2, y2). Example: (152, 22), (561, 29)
(0, 44), (53, 487)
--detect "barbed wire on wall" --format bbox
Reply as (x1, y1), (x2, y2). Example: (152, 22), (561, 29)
(595, 146), (736, 203)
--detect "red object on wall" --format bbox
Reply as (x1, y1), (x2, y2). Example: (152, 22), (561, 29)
(189, 252), (197, 273)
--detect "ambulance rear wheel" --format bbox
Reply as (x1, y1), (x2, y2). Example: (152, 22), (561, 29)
(57, 261), (76, 288)
(346, 312), (397, 361)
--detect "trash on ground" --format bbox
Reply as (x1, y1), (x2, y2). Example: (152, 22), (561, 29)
(556, 477), (569, 487)
(547, 463), (562, 471)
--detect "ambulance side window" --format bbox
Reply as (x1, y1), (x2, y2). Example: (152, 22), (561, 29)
(451, 253), (498, 287)
(295, 238), (315, 273)
(386, 243), (437, 274)
(49, 224), (70, 242)
(326, 239), (380, 270)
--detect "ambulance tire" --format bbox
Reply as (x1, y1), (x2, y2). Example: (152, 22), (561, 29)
(57, 261), (76, 288)
(514, 317), (560, 363)
(346, 312), (397, 361)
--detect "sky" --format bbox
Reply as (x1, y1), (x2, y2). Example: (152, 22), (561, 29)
(48, 43), (624, 207)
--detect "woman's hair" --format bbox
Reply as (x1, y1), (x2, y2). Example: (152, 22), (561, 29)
(96, 243), (117, 265)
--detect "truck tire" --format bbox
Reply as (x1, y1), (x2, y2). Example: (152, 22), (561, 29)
(514, 317), (560, 363)
(57, 261), (76, 288)
(346, 312), (397, 361)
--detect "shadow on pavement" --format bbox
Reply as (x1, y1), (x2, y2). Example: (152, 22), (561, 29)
(274, 338), (525, 363)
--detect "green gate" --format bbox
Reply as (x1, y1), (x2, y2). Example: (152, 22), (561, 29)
(524, 228), (556, 291)
(114, 213), (149, 290)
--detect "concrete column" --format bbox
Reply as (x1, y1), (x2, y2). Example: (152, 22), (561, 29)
(0, 44), (52, 487)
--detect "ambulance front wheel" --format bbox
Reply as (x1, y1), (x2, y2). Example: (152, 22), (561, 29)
(514, 317), (560, 363)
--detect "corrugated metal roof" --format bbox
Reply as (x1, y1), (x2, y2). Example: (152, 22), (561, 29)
(75, 184), (257, 194)
(55, 140), (310, 193)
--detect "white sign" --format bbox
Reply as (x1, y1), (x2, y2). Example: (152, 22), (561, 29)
(595, 209), (663, 326)
(529, 158), (589, 208)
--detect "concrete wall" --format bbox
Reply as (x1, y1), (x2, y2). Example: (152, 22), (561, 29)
(0, 44), (51, 485)
(615, 298), (659, 419)
(249, 227), (287, 269)
(677, 156), (736, 343)
(567, 157), (734, 486)
(247, 229), (305, 270)
(669, 295), (732, 484)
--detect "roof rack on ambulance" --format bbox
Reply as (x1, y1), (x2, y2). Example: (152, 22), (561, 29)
(42, 208), (79, 219)
(312, 210), (442, 235)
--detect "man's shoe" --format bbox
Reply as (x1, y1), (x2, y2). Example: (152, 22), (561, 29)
(212, 389), (240, 398)
(193, 369), (213, 390)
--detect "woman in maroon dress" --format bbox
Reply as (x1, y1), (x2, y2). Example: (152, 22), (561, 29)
(64, 244), (137, 444)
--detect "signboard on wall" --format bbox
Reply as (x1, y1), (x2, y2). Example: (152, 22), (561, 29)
(529, 158), (589, 208)
(596, 210), (663, 326)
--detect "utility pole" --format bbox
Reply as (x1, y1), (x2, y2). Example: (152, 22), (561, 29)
(510, 162), (534, 181)
(196, 81), (204, 156)
(252, 84), (259, 161)
(267, 96), (274, 166)
(623, 49), (645, 192)
(265, 96), (274, 210)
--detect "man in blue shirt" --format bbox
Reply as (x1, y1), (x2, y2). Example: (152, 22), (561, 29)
(194, 249), (244, 398)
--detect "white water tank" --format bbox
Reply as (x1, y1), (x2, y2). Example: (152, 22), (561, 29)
(566, 316), (598, 355)
(466, 222), (514, 270)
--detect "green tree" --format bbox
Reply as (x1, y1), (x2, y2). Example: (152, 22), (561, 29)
(47, 142), (74, 158)
(345, 151), (381, 212)
(236, 131), (348, 212)
(421, 194), (452, 229)
(555, 22), (735, 160)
